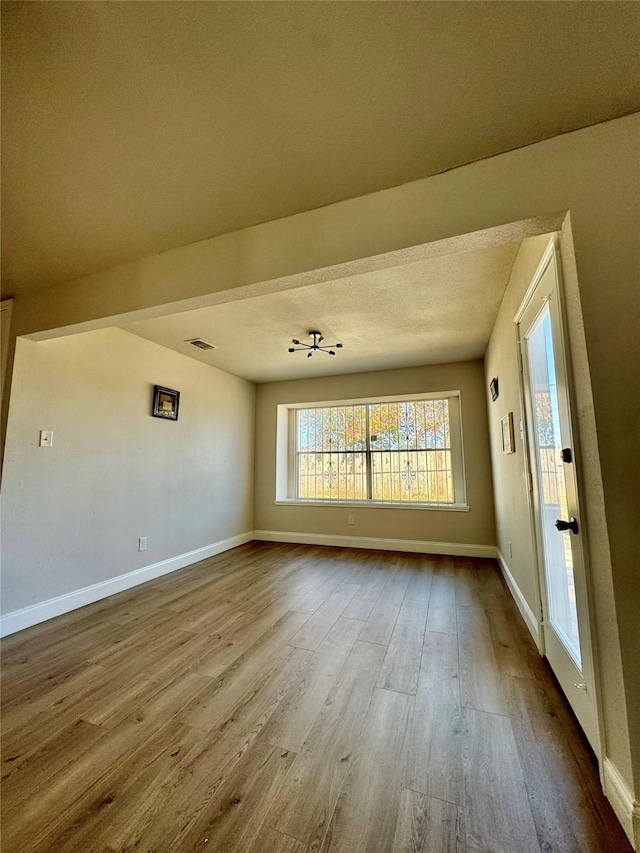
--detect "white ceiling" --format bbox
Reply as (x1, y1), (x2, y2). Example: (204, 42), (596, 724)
(122, 240), (521, 383)
(2, 2), (639, 296)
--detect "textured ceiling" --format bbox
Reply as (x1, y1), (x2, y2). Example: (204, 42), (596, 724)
(2, 2), (639, 296)
(121, 241), (521, 383)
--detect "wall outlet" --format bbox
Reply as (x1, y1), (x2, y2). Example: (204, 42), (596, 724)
(138, 537), (147, 552)
(39, 430), (54, 447)
(348, 514), (355, 525)
(508, 541), (513, 558)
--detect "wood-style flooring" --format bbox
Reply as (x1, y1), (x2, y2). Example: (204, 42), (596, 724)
(1, 542), (631, 852)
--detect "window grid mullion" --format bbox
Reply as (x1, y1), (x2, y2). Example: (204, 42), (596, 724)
(365, 405), (372, 500)
(295, 398), (456, 505)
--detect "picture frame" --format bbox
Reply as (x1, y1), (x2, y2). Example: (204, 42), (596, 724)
(489, 377), (499, 401)
(152, 385), (180, 421)
(501, 411), (515, 454)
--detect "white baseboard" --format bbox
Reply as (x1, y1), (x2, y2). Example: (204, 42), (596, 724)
(0, 532), (253, 638)
(603, 757), (640, 850)
(496, 549), (543, 652)
(253, 529), (497, 559)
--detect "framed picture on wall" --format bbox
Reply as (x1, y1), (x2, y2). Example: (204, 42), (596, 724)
(501, 412), (515, 454)
(152, 385), (180, 420)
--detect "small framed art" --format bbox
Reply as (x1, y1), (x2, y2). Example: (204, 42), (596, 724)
(489, 377), (499, 401)
(501, 412), (515, 454)
(152, 385), (180, 421)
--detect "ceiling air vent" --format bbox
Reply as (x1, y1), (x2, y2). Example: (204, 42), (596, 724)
(184, 338), (216, 351)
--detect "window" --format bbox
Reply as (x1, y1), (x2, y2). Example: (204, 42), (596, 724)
(277, 393), (466, 508)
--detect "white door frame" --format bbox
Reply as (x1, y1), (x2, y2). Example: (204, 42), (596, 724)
(514, 236), (603, 762)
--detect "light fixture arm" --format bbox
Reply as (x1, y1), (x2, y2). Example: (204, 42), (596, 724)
(288, 330), (343, 357)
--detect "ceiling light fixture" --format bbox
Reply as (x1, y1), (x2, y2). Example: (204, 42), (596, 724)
(288, 330), (342, 358)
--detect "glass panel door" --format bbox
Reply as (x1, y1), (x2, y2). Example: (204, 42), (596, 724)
(518, 240), (598, 752)
(526, 306), (581, 666)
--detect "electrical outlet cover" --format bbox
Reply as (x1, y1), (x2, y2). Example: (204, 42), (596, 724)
(39, 430), (53, 447)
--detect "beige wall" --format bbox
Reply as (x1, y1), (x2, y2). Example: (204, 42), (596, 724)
(4, 114), (639, 816)
(0, 328), (255, 615)
(254, 361), (496, 548)
(486, 231), (633, 816)
(485, 235), (550, 611)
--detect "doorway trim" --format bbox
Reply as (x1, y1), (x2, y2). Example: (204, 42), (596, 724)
(515, 235), (604, 766)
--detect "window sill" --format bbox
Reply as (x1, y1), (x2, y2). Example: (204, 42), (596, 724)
(274, 499), (470, 512)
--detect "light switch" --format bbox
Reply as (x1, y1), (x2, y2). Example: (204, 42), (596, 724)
(39, 430), (54, 447)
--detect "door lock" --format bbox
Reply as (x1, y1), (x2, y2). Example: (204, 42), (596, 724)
(555, 517), (579, 535)
(560, 447), (572, 463)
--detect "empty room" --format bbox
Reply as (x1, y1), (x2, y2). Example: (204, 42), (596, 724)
(1, 3), (639, 852)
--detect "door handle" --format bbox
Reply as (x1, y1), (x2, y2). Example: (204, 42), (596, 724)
(555, 517), (579, 535)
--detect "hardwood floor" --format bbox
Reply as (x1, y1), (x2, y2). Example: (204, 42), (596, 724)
(1, 542), (631, 852)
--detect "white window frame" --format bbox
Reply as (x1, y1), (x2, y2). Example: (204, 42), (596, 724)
(275, 391), (468, 511)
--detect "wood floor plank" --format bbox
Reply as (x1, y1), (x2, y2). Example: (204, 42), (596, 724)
(392, 788), (465, 853)
(457, 604), (508, 716)
(182, 612), (310, 731)
(86, 610), (189, 667)
(105, 648), (312, 853)
(289, 583), (360, 651)
(403, 555), (435, 601)
(2, 662), (162, 761)
(340, 566), (388, 622)
(404, 631), (465, 806)
(426, 555), (457, 635)
(91, 670), (211, 730)
(0, 602), (137, 665)
(192, 600), (308, 679)
(284, 558), (345, 597)
(463, 706), (539, 853)
(454, 556), (505, 608)
(249, 827), (308, 852)
(1, 544), (630, 853)
(157, 738), (296, 853)
(319, 687), (415, 853)
(1, 615), (129, 671)
(93, 624), (204, 684)
(358, 578), (408, 645)
(1, 661), (110, 737)
(115, 571), (224, 622)
(484, 591), (542, 680)
(19, 719), (204, 853)
(377, 595), (429, 695)
(1, 618), (133, 702)
(170, 593), (244, 631)
(2, 633), (212, 755)
(1, 718), (104, 810)
(285, 550), (350, 584)
(227, 570), (307, 612)
(290, 569), (351, 614)
(268, 640), (386, 846)
(264, 616), (363, 752)
(156, 572), (232, 614)
(1, 715), (185, 853)
(506, 673), (632, 852)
